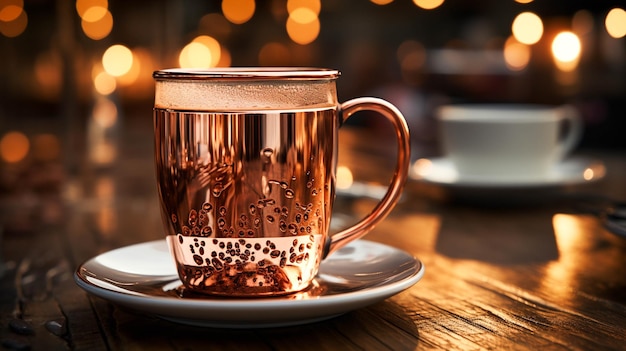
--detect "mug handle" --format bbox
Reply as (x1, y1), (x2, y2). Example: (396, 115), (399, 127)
(323, 97), (411, 258)
(556, 105), (583, 160)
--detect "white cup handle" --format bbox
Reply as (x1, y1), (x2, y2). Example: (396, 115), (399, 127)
(556, 105), (583, 160)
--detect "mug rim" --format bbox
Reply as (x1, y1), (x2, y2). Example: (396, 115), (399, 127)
(153, 67), (340, 80)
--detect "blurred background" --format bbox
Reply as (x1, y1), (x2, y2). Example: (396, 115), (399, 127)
(0, 0), (625, 173)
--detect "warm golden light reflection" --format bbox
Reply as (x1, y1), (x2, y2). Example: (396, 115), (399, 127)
(512, 12), (543, 45)
(514, 0), (533, 3)
(94, 177), (117, 236)
(88, 97), (118, 165)
(116, 49), (141, 86)
(193, 35), (222, 67)
(286, 8), (320, 45)
(102, 44), (133, 77)
(259, 42), (291, 66)
(605, 8), (626, 39)
(287, 0), (321, 15)
(81, 9), (112, 40)
(0, 131), (29, 163)
(222, 0), (255, 24)
(336, 166), (354, 190)
(503, 36), (530, 71)
(82, 6), (107, 22)
(544, 213), (588, 300)
(179, 42), (212, 68)
(0, 5), (26, 37)
(32, 134), (60, 162)
(572, 10), (594, 36)
(289, 7), (317, 24)
(370, 0), (394, 4)
(0, 4), (21, 22)
(34, 50), (62, 100)
(94, 71), (116, 95)
(551, 31), (581, 72)
(583, 168), (595, 181)
(412, 0), (444, 10)
(93, 97), (118, 128)
(76, 0), (107, 17)
(411, 158), (433, 179)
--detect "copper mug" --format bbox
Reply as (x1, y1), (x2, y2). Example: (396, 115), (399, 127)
(153, 68), (410, 297)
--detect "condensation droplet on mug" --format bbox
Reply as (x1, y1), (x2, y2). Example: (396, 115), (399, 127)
(285, 189), (294, 199)
(212, 183), (224, 197)
(261, 148), (273, 162)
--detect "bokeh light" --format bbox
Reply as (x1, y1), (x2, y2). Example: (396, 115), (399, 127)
(76, 0), (108, 17)
(551, 31), (581, 72)
(0, 4), (21, 22)
(503, 36), (530, 71)
(336, 166), (354, 190)
(222, 0), (255, 24)
(0, 0), (27, 38)
(0, 131), (29, 163)
(82, 6), (107, 22)
(412, 0), (444, 10)
(605, 8), (626, 39)
(81, 8), (113, 40)
(193, 35), (222, 67)
(102, 44), (133, 77)
(370, 0), (394, 4)
(286, 8), (320, 45)
(94, 71), (116, 95)
(512, 12), (543, 45)
(514, 0), (533, 3)
(179, 42), (212, 68)
(92, 97), (118, 129)
(287, 0), (321, 15)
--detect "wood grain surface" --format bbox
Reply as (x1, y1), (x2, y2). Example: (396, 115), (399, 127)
(1, 125), (625, 350)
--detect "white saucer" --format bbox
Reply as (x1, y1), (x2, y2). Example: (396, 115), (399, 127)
(74, 239), (424, 328)
(411, 157), (606, 188)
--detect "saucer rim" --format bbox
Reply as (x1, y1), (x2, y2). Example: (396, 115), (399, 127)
(411, 156), (605, 188)
(74, 239), (425, 328)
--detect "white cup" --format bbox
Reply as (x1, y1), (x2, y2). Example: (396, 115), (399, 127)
(437, 104), (583, 181)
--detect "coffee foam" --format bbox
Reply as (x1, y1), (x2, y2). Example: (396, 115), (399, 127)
(155, 79), (338, 111)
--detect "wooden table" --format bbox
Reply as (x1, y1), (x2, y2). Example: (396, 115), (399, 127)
(1, 122), (625, 351)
